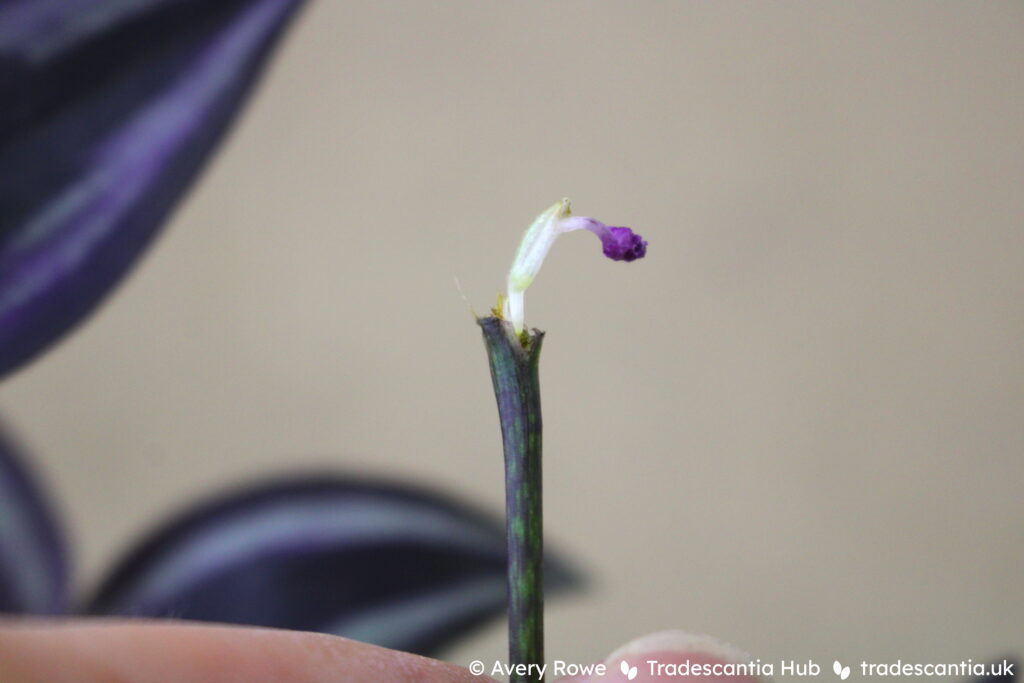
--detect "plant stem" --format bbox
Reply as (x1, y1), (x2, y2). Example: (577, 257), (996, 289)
(478, 315), (545, 683)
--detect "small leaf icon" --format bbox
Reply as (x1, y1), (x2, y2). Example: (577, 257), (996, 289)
(620, 660), (638, 680)
(833, 661), (851, 680)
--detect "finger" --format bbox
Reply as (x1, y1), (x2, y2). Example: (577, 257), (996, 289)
(560, 630), (766, 682)
(0, 618), (489, 683)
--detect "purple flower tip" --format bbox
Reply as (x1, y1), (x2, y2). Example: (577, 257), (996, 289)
(601, 226), (648, 262)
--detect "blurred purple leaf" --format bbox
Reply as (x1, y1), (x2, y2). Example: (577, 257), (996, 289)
(0, 421), (68, 615)
(0, 0), (306, 378)
(86, 475), (580, 656)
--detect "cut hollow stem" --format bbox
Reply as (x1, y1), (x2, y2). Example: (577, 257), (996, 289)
(478, 316), (545, 683)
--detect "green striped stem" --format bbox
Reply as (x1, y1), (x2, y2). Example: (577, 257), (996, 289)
(478, 315), (545, 683)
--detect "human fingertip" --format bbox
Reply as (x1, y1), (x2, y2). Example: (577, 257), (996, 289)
(599, 630), (768, 682)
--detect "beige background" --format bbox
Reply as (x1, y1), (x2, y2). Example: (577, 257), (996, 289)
(2, 0), (1022, 672)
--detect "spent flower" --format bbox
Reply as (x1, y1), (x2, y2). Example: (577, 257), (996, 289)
(503, 199), (648, 332)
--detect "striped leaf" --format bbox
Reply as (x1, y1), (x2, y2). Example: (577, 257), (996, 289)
(0, 0), (306, 377)
(87, 475), (580, 656)
(0, 422), (68, 615)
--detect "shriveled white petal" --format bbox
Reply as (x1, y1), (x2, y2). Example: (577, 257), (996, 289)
(504, 198), (571, 332)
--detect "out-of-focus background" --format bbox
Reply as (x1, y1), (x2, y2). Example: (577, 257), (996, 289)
(1, 0), (1021, 669)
